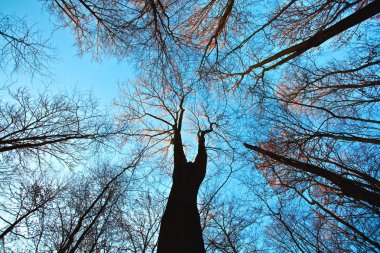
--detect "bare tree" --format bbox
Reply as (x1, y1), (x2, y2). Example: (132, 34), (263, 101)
(0, 13), (52, 74)
(243, 40), (380, 252)
(116, 70), (229, 252)
(113, 192), (164, 253)
(0, 86), (126, 251)
(0, 168), (64, 251)
(0, 157), (143, 252)
(55, 159), (141, 253)
(0, 87), (117, 169)
(216, 0), (380, 87)
(201, 196), (261, 253)
(42, 0), (256, 73)
(43, 0), (183, 62)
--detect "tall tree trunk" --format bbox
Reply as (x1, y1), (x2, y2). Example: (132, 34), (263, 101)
(157, 131), (207, 253)
(243, 143), (380, 208)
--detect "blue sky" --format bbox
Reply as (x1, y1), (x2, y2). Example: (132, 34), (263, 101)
(0, 0), (135, 108)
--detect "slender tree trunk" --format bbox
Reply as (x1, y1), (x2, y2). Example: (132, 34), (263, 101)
(157, 131), (207, 253)
(244, 143), (380, 208)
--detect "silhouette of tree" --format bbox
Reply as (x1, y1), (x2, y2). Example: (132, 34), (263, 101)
(0, 13), (52, 74)
(201, 196), (261, 253)
(116, 70), (224, 252)
(0, 87), (127, 251)
(206, 0), (380, 89)
(244, 40), (380, 251)
(0, 159), (143, 252)
(0, 87), (116, 168)
(114, 192), (164, 252)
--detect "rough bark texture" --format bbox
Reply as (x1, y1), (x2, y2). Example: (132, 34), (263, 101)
(157, 131), (207, 253)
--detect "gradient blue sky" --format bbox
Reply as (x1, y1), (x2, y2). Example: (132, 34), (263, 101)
(0, 0), (135, 108)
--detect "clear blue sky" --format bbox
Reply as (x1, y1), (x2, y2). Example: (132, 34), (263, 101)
(0, 0), (135, 108)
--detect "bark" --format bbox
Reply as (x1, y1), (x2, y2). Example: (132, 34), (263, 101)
(157, 130), (208, 253)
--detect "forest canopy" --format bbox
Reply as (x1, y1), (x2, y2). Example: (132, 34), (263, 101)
(1, 0), (379, 252)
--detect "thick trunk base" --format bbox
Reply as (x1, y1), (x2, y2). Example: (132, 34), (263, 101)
(157, 162), (206, 253)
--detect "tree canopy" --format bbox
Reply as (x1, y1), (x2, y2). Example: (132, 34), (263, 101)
(1, 0), (379, 252)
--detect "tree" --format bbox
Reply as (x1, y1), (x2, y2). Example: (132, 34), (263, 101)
(116, 71), (222, 252)
(0, 13), (52, 75)
(0, 87), (124, 250)
(243, 39), (380, 251)
(43, 0), (183, 62)
(0, 169), (64, 249)
(157, 117), (212, 252)
(214, 0), (380, 87)
(0, 87), (116, 168)
(54, 160), (141, 253)
(116, 192), (163, 253)
(201, 196), (261, 253)
(0, 159), (143, 252)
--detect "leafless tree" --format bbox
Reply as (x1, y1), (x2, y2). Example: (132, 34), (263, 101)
(115, 69), (236, 252)
(216, 0), (380, 88)
(113, 192), (164, 253)
(0, 87), (118, 170)
(0, 168), (64, 251)
(201, 196), (261, 253)
(0, 86), (129, 251)
(54, 159), (141, 253)
(0, 13), (52, 75)
(0, 157), (143, 252)
(244, 40), (380, 252)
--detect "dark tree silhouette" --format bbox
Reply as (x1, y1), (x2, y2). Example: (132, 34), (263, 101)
(223, 0), (380, 83)
(0, 87), (115, 168)
(116, 71), (222, 252)
(242, 42), (380, 251)
(56, 160), (141, 253)
(0, 87), (127, 251)
(116, 192), (164, 252)
(200, 195), (260, 253)
(157, 118), (213, 253)
(0, 13), (52, 74)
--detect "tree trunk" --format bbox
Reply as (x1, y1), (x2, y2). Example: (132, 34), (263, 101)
(157, 131), (207, 253)
(243, 143), (380, 208)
